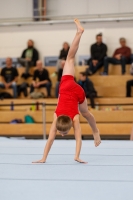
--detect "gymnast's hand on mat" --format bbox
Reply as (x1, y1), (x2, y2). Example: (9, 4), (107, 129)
(74, 158), (88, 164)
(32, 158), (45, 163)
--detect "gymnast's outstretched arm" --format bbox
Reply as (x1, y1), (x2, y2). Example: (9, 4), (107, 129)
(32, 115), (57, 163)
(73, 115), (87, 164)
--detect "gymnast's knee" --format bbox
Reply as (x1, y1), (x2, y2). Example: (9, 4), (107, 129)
(81, 111), (89, 118)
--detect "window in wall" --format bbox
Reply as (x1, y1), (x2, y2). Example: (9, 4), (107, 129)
(33, 0), (46, 21)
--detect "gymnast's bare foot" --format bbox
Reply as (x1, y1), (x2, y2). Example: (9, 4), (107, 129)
(74, 157), (88, 164)
(93, 131), (101, 147)
(32, 158), (45, 163)
(74, 19), (84, 33)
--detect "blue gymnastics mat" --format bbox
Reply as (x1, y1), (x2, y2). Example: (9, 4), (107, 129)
(0, 138), (133, 200)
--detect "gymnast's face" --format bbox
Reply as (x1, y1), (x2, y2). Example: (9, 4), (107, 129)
(58, 131), (69, 137)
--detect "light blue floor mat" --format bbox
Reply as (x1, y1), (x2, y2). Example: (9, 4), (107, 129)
(0, 138), (133, 200)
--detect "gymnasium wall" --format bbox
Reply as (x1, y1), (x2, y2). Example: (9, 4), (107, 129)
(0, 0), (133, 19)
(47, 0), (133, 16)
(0, 0), (33, 19)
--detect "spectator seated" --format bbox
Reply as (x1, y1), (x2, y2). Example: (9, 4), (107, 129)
(0, 57), (18, 98)
(78, 72), (97, 108)
(18, 39), (39, 79)
(56, 42), (70, 72)
(101, 38), (132, 75)
(85, 33), (107, 75)
(30, 60), (52, 98)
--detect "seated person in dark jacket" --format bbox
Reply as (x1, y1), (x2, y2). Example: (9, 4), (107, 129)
(55, 68), (63, 98)
(86, 33), (107, 75)
(78, 72), (97, 108)
(126, 79), (133, 97)
(102, 38), (131, 75)
(30, 60), (51, 97)
(56, 42), (69, 72)
(18, 39), (39, 78)
(0, 57), (18, 98)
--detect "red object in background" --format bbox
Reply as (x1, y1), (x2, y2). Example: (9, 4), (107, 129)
(36, 101), (39, 110)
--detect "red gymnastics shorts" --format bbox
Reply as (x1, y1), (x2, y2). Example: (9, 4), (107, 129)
(55, 75), (86, 119)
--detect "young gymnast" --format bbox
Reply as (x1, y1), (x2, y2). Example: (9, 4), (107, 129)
(33, 19), (101, 164)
